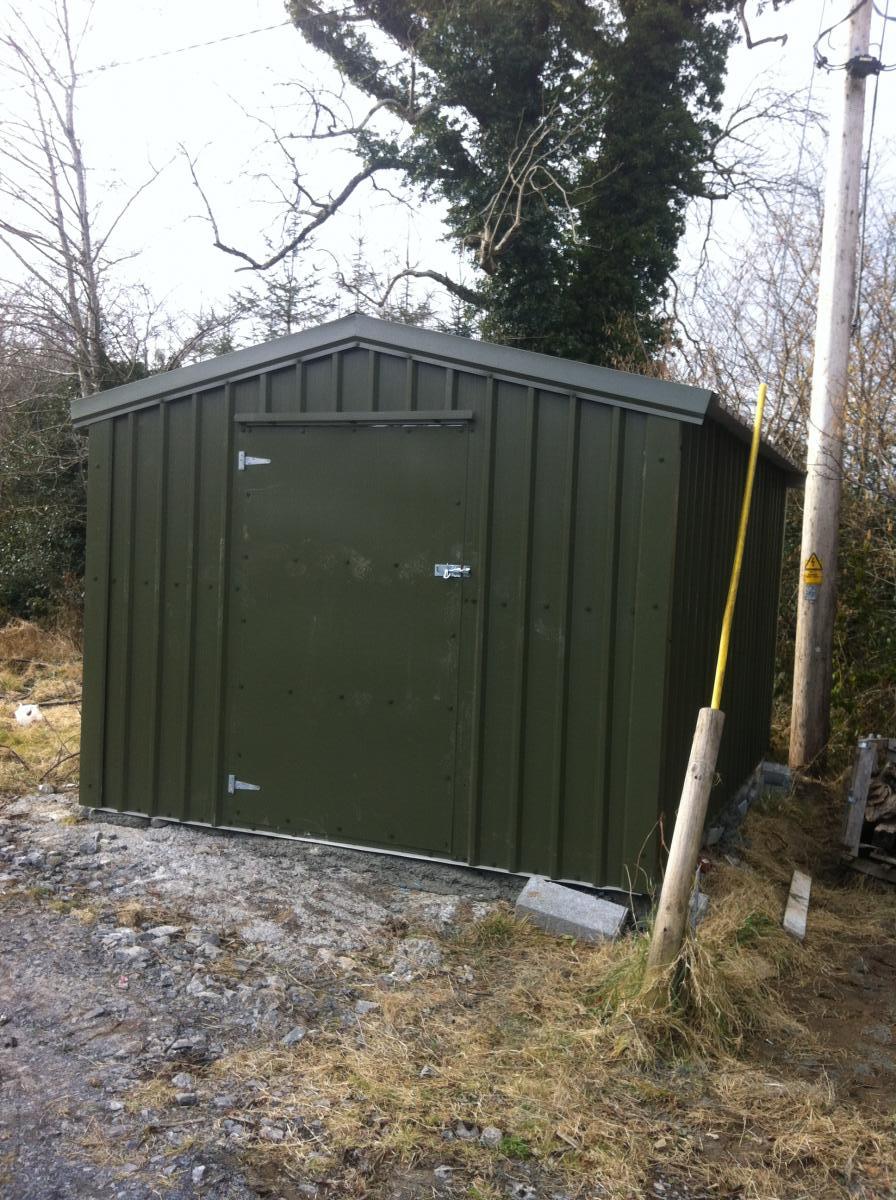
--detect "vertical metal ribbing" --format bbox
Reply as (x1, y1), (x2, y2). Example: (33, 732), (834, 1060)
(115, 412), (137, 811)
(179, 395), (201, 819)
(295, 360), (305, 412)
(466, 376), (497, 866)
(147, 403), (169, 817)
(404, 356), (415, 410)
(331, 351), (343, 412)
(367, 348), (378, 410)
(260, 372), (272, 414)
(597, 408), (623, 883)
(548, 395), (580, 878)
(618, 418), (679, 879)
(211, 383), (236, 825)
(508, 387), (538, 871)
(445, 367), (456, 411)
(87, 420), (114, 809)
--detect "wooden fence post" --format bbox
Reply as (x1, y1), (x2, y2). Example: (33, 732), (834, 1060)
(642, 707), (725, 993)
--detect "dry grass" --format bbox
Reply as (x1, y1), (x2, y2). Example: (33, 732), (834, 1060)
(115, 898), (150, 928)
(6, 635), (894, 1195)
(0, 618), (79, 663)
(192, 783), (896, 1198)
(0, 619), (81, 794)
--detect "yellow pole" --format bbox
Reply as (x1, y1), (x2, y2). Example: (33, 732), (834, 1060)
(644, 382), (768, 992)
(710, 382), (768, 710)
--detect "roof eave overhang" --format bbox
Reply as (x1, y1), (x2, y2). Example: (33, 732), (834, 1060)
(706, 396), (804, 486)
(70, 314), (712, 429)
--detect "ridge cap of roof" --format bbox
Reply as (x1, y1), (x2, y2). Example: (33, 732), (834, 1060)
(71, 313), (713, 428)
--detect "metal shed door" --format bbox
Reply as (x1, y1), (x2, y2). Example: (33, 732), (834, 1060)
(223, 416), (470, 856)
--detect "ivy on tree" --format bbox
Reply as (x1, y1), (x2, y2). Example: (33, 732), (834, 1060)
(285, 0), (766, 366)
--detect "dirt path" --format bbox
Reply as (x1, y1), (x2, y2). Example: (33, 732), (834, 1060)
(2, 789), (896, 1200)
(0, 792), (515, 1200)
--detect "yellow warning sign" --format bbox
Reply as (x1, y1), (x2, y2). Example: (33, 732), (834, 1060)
(803, 553), (823, 585)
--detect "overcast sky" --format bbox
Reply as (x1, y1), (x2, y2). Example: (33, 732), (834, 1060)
(2, 0), (894, 338)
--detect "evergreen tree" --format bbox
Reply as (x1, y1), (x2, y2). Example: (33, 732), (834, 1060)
(240, 242), (336, 341)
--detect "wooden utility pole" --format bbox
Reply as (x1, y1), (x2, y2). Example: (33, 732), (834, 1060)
(790, 0), (875, 769)
(644, 385), (766, 992)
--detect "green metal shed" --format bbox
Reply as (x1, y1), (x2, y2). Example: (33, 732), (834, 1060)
(71, 315), (798, 890)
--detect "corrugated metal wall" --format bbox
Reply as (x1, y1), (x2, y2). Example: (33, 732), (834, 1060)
(80, 339), (787, 888)
(81, 342), (683, 887)
(659, 420), (788, 832)
(452, 375), (680, 889)
(81, 389), (234, 827)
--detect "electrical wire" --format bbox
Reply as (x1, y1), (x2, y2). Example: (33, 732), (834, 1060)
(814, 0), (872, 69)
(75, 5), (370, 78)
(761, 0), (827, 384)
(0, 6), (373, 95)
(853, 0), (889, 331)
(79, 21), (293, 77)
(814, 0), (896, 69)
(0, 19), (295, 95)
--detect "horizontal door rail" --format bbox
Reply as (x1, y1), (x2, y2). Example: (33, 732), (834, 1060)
(235, 410), (474, 427)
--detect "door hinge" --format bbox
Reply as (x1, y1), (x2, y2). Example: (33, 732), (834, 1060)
(237, 451), (272, 471)
(434, 563), (471, 580)
(227, 773), (260, 794)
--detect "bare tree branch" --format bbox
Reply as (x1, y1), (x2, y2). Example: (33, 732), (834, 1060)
(737, 1), (788, 50)
(377, 268), (481, 309)
(184, 144), (396, 273)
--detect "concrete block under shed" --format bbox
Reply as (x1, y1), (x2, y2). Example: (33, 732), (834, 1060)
(515, 876), (628, 942)
(762, 761), (793, 791)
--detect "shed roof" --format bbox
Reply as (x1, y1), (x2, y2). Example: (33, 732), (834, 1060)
(70, 314), (799, 477)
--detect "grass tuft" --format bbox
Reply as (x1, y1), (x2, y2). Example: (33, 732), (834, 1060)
(198, 782), (896, 1197)
(497, 1134), (532, 1160)
(116, 899), (147, 929)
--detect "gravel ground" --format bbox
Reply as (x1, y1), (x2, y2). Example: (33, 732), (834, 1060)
(0, 791), (522, 1200)
(8, 790), (884, 1200)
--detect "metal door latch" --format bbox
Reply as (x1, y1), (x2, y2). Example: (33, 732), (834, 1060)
(434, 563), (471, 580)
(227, 774), (260, 794)
(237, 451), (271, 470)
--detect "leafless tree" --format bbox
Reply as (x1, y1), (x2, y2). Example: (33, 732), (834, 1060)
(0, 0), (163, 397)
(670, 157), (896, 499)
(668, 158), (896, 744)
(0, 2), (255, 614)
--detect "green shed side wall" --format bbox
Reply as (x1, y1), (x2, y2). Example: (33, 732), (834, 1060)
(80, 342), (684, 887)
(81, 387), (235, 827)
(659, 420), (788, 831)
(459, 382), (680, 889)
